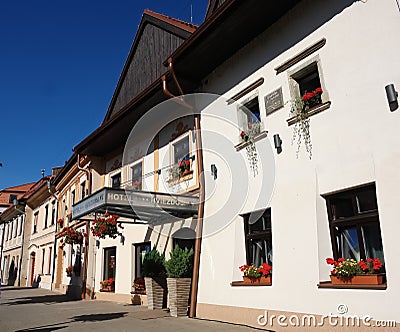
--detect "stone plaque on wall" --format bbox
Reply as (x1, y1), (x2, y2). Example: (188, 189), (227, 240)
(264, 87), (284, 115)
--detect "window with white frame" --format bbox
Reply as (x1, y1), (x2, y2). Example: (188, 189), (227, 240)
(131, 161), (143, 191)
(237, 94), (262, 137)
(80, 181), (87, 200)
(111, 173), (121, 189)
(44, 205), (49, 229)
(50, 201), (56, 226)
(289, 57), (328, 113)
(173, 134), (190, 165)
(33, 212), (38, 234)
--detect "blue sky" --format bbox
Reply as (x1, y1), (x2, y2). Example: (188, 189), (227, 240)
(0, 0), (208, 190)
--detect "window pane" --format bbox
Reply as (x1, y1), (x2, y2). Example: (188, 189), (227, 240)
(111, 173), (121, 189)
(248, 212), (271, 233)
(337, 227), (360, 260)
(361, 223), (384, 264)
(173, 136), (190, 164)
(131, 163), (143, 190)
(135, 243), (151, 278)
(356, 189), (378, 213)
(248, 238), (272, 266)
(331, 196), (355, 219)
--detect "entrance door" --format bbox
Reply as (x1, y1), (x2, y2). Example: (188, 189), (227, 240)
(30, 253), (36, 286)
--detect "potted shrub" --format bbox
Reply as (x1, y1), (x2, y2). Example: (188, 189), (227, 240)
(143, 248), (167, 310)
(165, 247), (194, 317)
(326, 257), (384, 285)
(100, 278), (115, 292)
(239, 263), (272, 284)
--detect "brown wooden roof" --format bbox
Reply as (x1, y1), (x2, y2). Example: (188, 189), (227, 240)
(0, 182), (35, 207)
(102, 10), (196, 123)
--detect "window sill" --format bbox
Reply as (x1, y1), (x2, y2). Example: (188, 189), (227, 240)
(231, 280), (272, 287)
(235, 130), (268, 151)
(317, 281), (387, 290)
(167, 170), (194, 186)
(287, 101), (331, 126)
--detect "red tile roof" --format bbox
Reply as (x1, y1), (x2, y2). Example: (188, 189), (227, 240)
(0, 182), (35, 207)
(144, 9), (198, 33)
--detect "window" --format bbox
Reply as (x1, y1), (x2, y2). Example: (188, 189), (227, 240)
(80, 181), (86, 200)
(173, 135), (190, 165)
(9, 220), (13, 240)
(18, 216), (23, 236)
(44, 205), (49, 229)
(13, 219), (17, 238)
(131, 162), (143, 191)
(111, 173), (121, 189)
(41, 248), (46, 274)
(48, 247), (52, 274)
(289, 58), (328, 111)
(9, 194), (17, 204)
(33, 212), (38, 234)
(325, 184), (385, 266)
(134, 242), (151, 278)
(50, 201), (56, 226)
(237, 95), (262, 136)
(71, 190), (75, 206)
(103, 247), (116, 290)
(243, 209), (272, 267)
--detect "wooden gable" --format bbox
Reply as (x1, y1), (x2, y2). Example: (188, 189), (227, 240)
(103, 10), (196, 123)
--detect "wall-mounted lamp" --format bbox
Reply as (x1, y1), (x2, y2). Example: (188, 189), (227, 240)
(211, 164), (217, 180)
(385, 84), (398, 112)
(120, 235), (125, 245)
(95, 239), (100, 248)
(273, 134), (282, 154)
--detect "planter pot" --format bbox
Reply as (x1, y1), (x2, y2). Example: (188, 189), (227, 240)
(66, 272), (72, 277)
(167, 278), (191, 317)
(243, 275), (272, 284)
(100, 285), (115, 292)
(144, 277), (167, 310)
(330, 274), (384, 285)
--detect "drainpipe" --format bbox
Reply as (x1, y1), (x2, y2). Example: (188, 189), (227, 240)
(162, 64), (205, 318)
(77, 154), (91, 300)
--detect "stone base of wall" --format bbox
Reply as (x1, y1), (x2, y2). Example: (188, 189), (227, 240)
(196, 303), (399, 332)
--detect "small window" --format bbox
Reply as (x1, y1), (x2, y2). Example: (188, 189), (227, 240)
(33, 212), (38, 234)
(80, 181), (86, 200)
(238, 96), (262, 136)
(325, 184), (385, 266)
(131, 162), (143, 191)
(41, 248), (46, 274)
(71, 190), (76, 206)
(243, 209), (273, 268)
(173, 135), (190, 165)
(111, 173), (121, 189)
(9, 194), (17, 204)
(44, 205), (49, 229)
(48, 247), (52, 274)
(290, 60), (326, 112)
(50, 201), (56, 226)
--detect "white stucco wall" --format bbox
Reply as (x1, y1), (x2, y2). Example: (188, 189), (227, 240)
(198, 0), (400, 322)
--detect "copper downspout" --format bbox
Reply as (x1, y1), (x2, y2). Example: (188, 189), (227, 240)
(77, 154), (91, 300)
(162, 65), (205, 319)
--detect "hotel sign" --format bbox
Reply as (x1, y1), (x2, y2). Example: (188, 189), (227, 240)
(72, 187), (198, 220)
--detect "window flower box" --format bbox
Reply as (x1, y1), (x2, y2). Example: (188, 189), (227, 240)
(326, 257), (384, 285)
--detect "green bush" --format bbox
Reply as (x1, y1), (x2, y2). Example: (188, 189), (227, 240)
(143, 248), (165, 277)
(165, 247), (194, 278)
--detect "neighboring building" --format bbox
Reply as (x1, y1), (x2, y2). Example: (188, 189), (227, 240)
(0, 182), (34, 285)
(51, 154), (93, 299)
(163, 0), (400, 330)
(22, 176), (57, 289)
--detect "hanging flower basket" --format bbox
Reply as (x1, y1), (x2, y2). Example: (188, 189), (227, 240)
(59, 226), (86, 248)
(91, 213), (123, 239)
(239, 123), (260, 176)
(65, 265), (73, 277)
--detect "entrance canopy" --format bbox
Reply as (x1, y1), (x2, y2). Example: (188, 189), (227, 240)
(72, 187), (199, 222)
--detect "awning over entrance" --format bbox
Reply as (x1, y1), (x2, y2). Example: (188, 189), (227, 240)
(72, 187), (199, 222)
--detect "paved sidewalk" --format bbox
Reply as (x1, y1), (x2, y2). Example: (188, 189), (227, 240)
(0, 286), (262, 332)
